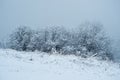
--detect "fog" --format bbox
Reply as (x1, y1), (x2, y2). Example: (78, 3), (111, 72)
(0, 0), (120, 41)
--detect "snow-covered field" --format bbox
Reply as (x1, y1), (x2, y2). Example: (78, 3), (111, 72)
(0, 49), (120, 80)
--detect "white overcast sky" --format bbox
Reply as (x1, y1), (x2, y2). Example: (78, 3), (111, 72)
(0, 0), (120, 41)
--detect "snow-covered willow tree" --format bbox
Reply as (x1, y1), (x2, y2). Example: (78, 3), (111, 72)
(8, 26), (33, 51)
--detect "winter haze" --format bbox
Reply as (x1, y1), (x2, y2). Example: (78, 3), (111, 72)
(1, 0), (120, 80)
(0, 0), (120, 41)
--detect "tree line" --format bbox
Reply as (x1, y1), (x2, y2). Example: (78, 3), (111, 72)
(8, 22), (113, 60)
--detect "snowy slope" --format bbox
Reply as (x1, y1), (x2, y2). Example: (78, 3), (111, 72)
(0, 49), (120, 80)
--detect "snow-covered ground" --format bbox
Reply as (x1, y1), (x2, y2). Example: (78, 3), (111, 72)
(0, 49), (120, 80)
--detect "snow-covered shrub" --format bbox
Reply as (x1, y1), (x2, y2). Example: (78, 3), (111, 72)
(42, 26), (69, 53)
(74, 22), (113, 60)
(27, 31), (43, 51)
(8, 26), (33, 51)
